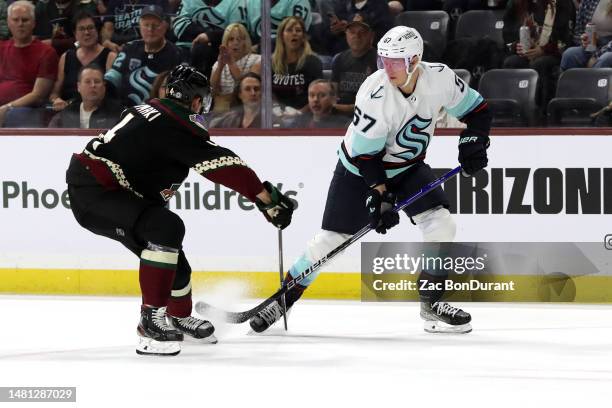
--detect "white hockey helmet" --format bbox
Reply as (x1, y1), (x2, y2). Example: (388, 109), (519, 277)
(377, 26), (423, 86)
(377, 25), (424, 61)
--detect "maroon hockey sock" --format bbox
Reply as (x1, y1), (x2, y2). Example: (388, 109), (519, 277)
(167, 293), (192, 318)
(139, 249), (179, 307)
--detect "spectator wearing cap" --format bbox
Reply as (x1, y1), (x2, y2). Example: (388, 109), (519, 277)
(331, 13), (377, 115)
(49, 63), (122, 128)
(101, 0), (169, 53)
(324, 0), (392, 56)
(293, 79), (350, 128)
(0, 0), (59, 127)
(104, 4), (182, 106)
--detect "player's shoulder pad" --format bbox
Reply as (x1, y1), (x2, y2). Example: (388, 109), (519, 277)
(354, 69), (388, 107)
(418, 62), (461, 92)
(419, 62), (455, 81)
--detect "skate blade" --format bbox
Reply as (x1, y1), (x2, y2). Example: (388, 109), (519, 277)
(136, 336), (181, 356)
(184, 333), (218, 344)
(423, 320), (472, 334)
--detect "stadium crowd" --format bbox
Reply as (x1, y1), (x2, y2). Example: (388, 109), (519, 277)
(0, 0), (610, 128)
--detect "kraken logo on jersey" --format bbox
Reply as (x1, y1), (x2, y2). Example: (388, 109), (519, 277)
(393, 114), (432, 161)
(128, 67), (159, 105)
(193, 7), (226, 30)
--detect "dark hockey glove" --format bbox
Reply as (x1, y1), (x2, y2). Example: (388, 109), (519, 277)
(458, 135), (489, 175)
(256, 181), (295, 230)
(365, 189), (399, 234)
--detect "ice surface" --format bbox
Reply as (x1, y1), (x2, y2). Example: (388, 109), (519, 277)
(0, 295), (611, 407)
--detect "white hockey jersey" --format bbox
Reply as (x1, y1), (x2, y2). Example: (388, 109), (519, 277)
(339, 62), (484, 179)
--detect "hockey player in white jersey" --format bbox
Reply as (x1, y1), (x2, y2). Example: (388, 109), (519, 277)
(250, 26), (491, 334)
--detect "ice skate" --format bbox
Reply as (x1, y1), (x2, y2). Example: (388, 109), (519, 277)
(169, 315), (217, 344)
(250, 275), (305, 333)
(249, 299), (289, 333)
(136, 306), (183, 356)
(420, 302), (472, 334)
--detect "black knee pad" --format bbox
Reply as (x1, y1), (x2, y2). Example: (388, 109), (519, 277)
(135, 206), (186, 249)
(173, 251), (192, 291)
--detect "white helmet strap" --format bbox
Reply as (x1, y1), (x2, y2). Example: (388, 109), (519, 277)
(400, 56), (418, 88)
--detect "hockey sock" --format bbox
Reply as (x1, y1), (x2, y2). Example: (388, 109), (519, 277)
(167, 282), (192, 318)
(139, 245), (179, 307)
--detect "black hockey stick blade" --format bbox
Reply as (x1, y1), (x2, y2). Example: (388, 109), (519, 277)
(195, 288), (284, 324)
(195, 166), (462, 324)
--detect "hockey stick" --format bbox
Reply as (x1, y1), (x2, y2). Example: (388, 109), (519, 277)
(195, 166), (462, 324)
(278, 228), (288, 330)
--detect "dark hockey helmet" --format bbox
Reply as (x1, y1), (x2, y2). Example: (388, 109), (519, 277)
(166, 64), (213, 114)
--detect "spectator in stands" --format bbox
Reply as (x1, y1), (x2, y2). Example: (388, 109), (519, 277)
(172, 0), (247, 77)
(101, 0), (169, 53)
(502, 0), (574, 121)
(0, 1), (59, 127)
(210, 23), (261, 114)
(331, 13), (377, 115)
(0, 0), (9, 40)
(148, 69), (170, 99)
(211, 72), (262, 129)
(272, 16), (322, 116)
(561, 0), (612, 70)
(387, 1), (404, 16)
(34, 0), (98, 56)
(104, 5), (182, 107)
(246, 0), (313, 43)
(50, 11), (117, 112)
(323, 0), (392, 56)
(293, 79), (349, 128)
(49, 64), (121, 128)
(96, 0), (108, 15)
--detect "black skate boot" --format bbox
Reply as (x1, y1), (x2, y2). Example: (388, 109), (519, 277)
(136, 306), (183, 356)
(169, 315), (217, 344)
(420, 302), (472, 334)
(249, 277), (306, 333)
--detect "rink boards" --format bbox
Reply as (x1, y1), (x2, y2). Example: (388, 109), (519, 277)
(0, 130), (611, 300)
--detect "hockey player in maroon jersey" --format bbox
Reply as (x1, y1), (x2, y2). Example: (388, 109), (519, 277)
(66, 64), (294, 356)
